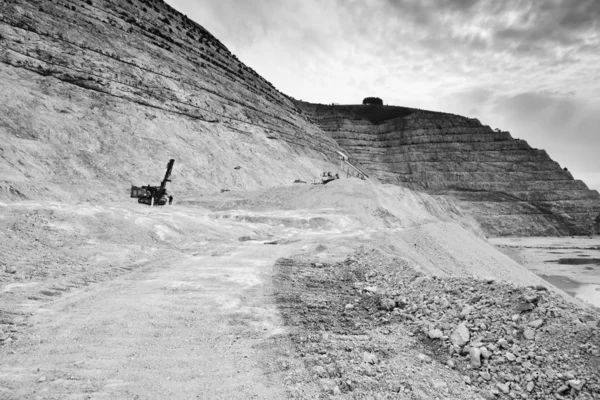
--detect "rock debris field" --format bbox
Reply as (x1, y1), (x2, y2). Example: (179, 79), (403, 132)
(1, 180), (598, 399)
(275, 246), (599, 399)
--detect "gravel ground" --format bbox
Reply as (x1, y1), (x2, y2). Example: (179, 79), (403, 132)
(274, 247), (599, 399)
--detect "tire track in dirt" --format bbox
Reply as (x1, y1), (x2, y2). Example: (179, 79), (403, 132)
(0, 240), (306, 399)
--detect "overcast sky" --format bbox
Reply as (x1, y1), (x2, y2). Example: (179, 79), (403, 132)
(166, 0), (600, 191)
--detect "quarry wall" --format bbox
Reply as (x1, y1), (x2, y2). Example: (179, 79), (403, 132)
(299, 103), (600, 236)
(1, 0), (598, 236)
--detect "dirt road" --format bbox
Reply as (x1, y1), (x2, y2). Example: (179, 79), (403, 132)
(2, 247), (288, 399)
(0, 190), (360, 399)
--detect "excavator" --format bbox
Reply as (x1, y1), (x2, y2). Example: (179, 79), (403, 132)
(130, 159), (175, 206)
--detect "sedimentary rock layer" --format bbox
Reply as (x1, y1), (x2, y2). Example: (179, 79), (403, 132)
(299, 103), (600, 236)
(0, 0), (350, 199)
(1, 0), (598, 236)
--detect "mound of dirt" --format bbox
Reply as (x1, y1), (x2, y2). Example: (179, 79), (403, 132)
(275, 248), (600, 399)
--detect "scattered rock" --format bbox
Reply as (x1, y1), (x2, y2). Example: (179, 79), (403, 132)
(523, 328), (535, 340)
(480, 346), (491, 359)
(516, 302), (534, 312)
(450, 323), (470, 347)
(526, 381), (534, 392)
(567, 379), (584, 390)
(496, 382), (509, 394)
(528, 319), (544, 329)
(557, 384), (570, 394)
(497, 338), (509, 349)
(428, 328), (443, 339)
(563, 371), (575, 380)
(470, 347), (482, 368)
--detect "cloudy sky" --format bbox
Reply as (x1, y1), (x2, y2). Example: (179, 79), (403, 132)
(166, 0), (600, 191)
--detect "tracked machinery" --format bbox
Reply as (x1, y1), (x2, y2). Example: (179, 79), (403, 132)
(130, 159), (175, 206)
(321, 171), (339, 184)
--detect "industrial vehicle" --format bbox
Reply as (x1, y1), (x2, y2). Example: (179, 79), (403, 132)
(130, 159), (174, 206)
(321, 172), (339, 184)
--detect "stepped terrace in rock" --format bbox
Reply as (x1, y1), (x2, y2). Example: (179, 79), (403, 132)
(298, 103), (600, 236)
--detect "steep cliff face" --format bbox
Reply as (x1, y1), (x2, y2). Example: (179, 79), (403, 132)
(0, 0), (348, 201)
(299, 103), (600, 236)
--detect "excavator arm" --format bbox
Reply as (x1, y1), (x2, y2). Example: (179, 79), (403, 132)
(158, 159), (175, 194)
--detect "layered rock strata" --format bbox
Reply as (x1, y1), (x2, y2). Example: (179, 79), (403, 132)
(299, 103), (600, 236)
(0, 0), (352, 200)
(1, 0), (598, 236)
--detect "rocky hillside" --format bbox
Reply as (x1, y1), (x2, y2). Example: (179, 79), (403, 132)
(1, 0), (598, 236)
(0, 0), (351, 201)
(299, 103), (600, 236)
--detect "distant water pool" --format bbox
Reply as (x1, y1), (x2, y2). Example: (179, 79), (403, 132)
(541, 275), (600, 308)
(490, 236), (600, 309)
(547, 258), (600, 265)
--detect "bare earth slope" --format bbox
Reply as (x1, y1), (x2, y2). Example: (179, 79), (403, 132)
(0, 0), (352, 201)
(299, 103), (600, 236)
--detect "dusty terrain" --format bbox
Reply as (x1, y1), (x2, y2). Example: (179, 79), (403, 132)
(1, 180), (599, 399)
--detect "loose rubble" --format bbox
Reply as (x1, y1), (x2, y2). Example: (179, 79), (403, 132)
(275, 247), (600, 399)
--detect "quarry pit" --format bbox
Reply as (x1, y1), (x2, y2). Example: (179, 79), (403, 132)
(1, 0), (599, 399)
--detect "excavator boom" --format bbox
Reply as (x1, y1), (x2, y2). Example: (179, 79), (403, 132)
(159, 159), (175, 193)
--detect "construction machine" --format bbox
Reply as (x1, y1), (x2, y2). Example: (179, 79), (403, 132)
(321, 171), (339, 185)
(130, 159), (175, 206)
